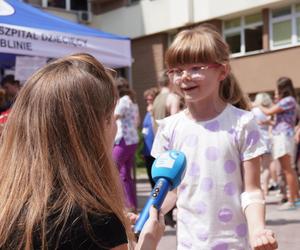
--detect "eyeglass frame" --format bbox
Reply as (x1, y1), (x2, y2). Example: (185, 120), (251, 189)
(166, 63), (221, 82)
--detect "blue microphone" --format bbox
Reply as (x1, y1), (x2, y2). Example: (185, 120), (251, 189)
(134, 150), (186, 235)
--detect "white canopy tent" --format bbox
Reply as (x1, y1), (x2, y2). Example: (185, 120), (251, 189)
(0, 0), (132, 69)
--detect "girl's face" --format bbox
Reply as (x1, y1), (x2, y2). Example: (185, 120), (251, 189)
(167, 63), (228, 103)
(104, 113), (117, 152)
(145, 94), (154, 105)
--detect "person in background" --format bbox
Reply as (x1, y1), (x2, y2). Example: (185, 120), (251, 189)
(153, 25), (277, 249)
(0, 53), (165, 250)
(152, 70), (181, 133)
(259, 77), (300, 210)
(252, 93), (273, 196)
(151, 71), (182, 227)
(0, 74), (21, 111)
(142, 87), (160, 188)
(113, 77), (140, 212)
(0, 88), (8, 136)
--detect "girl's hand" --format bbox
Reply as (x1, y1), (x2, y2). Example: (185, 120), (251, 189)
(251, 228), (278, 250)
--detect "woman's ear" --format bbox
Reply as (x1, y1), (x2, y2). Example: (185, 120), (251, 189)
(218, 64), (229, 82)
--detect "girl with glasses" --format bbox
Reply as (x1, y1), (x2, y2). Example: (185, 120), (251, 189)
(152, 25), (277, 249)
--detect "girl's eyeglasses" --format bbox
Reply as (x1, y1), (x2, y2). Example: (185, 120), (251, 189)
(166, 64), (221, 83)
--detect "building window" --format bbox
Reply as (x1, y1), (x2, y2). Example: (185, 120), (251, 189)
(46, 0), (66, 9)
(223, 13), (263, 56)
(270, 4), (300, 49)
(42, 0), (87, 11)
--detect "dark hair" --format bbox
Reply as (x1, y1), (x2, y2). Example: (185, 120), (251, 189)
(1, 75), (20, 86)
(277, 77), (296, 99)
(115, 77), (137, 103)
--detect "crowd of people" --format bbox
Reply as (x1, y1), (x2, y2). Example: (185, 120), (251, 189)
(0, 24), (300, 249)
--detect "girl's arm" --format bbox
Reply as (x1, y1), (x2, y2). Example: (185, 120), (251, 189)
(259, 105), (283, 116)
(242, 156), (278, 249)
(160, 188), (177, 215)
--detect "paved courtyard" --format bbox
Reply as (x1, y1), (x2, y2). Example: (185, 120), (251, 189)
(136, 175), (300, 250)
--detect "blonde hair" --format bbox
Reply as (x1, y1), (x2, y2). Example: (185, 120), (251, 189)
(0, 53), (132, 249)
(144, 87), (159, 99)
(254, 92), (272, 107)
(165, 24), (249, 110)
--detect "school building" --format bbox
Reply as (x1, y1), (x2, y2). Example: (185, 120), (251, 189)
(26, 0), (300, 112)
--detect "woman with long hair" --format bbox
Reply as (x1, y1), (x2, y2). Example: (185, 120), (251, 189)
(260, 77), (300, 210)
(0, 53), (164, 250)
(113, 77), (140, 212)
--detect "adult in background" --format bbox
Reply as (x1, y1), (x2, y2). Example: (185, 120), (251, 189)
(0, 74), (21, 112)
(113, 77), (140, 212)
(259, 77), (300, 210)
(151, 71), (182, 227)
(0, 53), (165, 250)
(152, 70), (182, 133)
(252, 92), (273, 196)
(142, 87), (159, 188)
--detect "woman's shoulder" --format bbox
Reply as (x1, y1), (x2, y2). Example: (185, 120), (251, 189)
(280, 96), (296, 104)
(43, 210), (127, 250)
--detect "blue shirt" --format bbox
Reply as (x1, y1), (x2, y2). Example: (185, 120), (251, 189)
(142, 112), (155, 156)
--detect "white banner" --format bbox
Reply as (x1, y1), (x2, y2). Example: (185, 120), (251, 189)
(15, 55), (47, 83)
(0, 23), (131, 68)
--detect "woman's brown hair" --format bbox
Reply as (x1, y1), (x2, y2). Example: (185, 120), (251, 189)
(276, 76), (296, 99)
(165, 24), (250, 110)
(0, 53), (132, 249)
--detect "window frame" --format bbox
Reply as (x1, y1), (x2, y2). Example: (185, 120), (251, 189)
(42, 0), (88, 11)
(223, 13), (263, 57)
(270, 4), (300, 50)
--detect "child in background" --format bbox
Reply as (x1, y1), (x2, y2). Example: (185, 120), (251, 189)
(251, 93), (273, 196)
(152, 25), (278, 249)
(259, 77), (300, 210)
(142, 87), (159, 188)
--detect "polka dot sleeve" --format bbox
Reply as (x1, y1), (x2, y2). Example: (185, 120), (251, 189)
(237, 113), (268, 161)
(151, 119), (171, 158)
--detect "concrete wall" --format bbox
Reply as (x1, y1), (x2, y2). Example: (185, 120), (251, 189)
(92, 0), (190, 38)
(231, 45), (300, 94)
(44, 8), (78, 22)
(91, 0), (293, 38)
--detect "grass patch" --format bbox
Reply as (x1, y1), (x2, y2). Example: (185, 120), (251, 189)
(135, 167), (147, 177)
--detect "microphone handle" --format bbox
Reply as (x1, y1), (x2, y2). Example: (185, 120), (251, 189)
(134, 178), (170, 235)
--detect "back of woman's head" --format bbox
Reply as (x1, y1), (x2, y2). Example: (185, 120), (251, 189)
(165, 24), (248, 110)
(254, 92), (273, 107)
(0, 53), (131, 249)
(277, 76), (296, 99)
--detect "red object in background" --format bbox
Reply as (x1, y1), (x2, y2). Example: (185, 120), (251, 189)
(0, 109), (10, 124)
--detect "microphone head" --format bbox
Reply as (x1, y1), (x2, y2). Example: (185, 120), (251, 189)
(151, 150), (186, 190)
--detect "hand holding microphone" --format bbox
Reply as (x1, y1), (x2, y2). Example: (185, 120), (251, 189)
(134, 150), (186, 236)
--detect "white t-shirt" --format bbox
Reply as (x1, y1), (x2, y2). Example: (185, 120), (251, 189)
(152, 104), (266, 250)
(114, 95), (139, 145)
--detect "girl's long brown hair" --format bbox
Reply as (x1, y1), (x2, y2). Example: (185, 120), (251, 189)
(0, 53), (132, 249)
(165, 24), (250, 110)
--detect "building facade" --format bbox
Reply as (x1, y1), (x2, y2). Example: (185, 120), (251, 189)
(26, 0), (300, 113)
